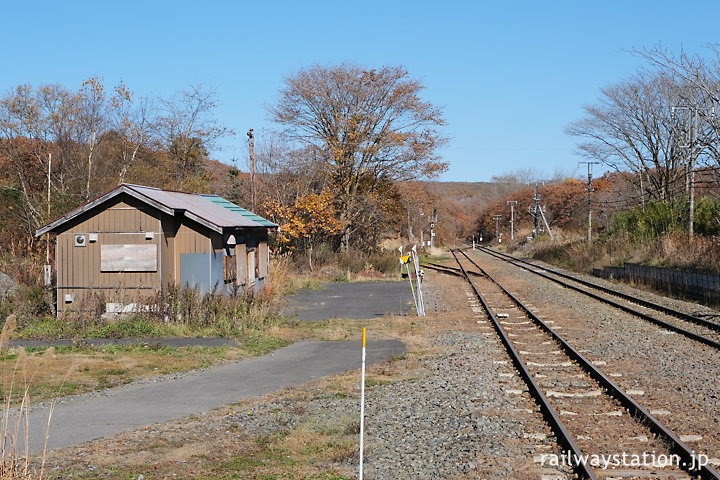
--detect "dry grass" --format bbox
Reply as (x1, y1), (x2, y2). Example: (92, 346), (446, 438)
(0, 344), (241, 407)
(1, 340), (54, 480)
(530, 230), (720, 275)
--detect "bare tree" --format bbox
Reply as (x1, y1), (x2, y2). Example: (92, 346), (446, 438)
(156, 84), (232, 190)
(77, 77), (108, 200)
(110, 82), (154, 185)
(0, 85), (64, 236)
(269, 64), (448, 251)
(491, 167), (545, 185)
(566, 71), (693, 202)
(632, 46), (720, 187)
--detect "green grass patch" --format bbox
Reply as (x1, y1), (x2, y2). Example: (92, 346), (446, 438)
(92, 318), (184, 339)
(364, 377), (395, 387)
(241, 336), (292, 356)
(0, 352), (19, 361)
(420, 253), (451, 264)
(282, 276), (324, 295)
(15, 316), (77, 339)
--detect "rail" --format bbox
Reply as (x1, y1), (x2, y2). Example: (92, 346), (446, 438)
(451, 248), (720, 480)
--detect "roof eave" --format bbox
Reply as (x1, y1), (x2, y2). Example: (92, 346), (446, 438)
(182, 211), (223, 233)
(35, 184), (176, 237)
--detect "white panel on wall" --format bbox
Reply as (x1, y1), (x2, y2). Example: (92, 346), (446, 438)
(101, 244), (157, 272)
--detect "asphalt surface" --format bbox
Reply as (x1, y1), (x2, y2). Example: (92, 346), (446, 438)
(20, 339), (405, 454)
(284, 281), (413, 321)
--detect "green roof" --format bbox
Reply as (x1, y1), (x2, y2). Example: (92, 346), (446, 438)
(203, 195), (277, 228)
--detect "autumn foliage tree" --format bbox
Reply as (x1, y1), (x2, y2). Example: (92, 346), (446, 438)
(264, 188), (342, 270)
(268, 64), (448, 251)
(0, 80), (230, 254)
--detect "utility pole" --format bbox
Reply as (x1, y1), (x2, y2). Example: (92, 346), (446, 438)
(532, 184), (541, 238)
(506, 200), (518, 240)
(429, 208), (437, 249)
(247, 128), (256, 212)
(492, 214), (503, 242)
(579, 162), (600, 242)
(671, 105), (715, 237)
(46, 153), (52, 265)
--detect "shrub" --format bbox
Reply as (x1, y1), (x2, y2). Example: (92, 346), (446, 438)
(694, 197), (720, 236)
(610, 200), (685, 243)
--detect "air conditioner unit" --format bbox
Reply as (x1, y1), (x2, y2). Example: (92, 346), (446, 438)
(74, 234), (87, 247)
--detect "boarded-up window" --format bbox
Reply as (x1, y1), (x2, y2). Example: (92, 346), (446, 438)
(236, 244), (247, 286)
(258, 242), (268, 279)
(101, 244), (157, 272)
(224, 252), (237, 284)
(247, 249), (256, 285)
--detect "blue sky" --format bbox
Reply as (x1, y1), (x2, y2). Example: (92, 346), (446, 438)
(3, 1), (719, 182)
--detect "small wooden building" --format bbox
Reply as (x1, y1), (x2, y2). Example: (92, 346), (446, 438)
(36, 184), (277, 313)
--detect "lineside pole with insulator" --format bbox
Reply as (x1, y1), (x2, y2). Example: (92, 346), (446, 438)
(671, 105), (715, 237)
(506, 200), (517, 241)
(579, 161), (599, 242)
(247, 128), (256, 212)
(493, 214), (503, 243)
(533, 184), (541, 238)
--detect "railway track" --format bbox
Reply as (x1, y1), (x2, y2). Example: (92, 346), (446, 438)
(421, 261), (483, 278)
(476, 246), (720, 351)
(451, 248), (719, 480)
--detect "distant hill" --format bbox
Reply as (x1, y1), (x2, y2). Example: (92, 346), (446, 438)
(205, 157), (524, 241)
(420, 181), (526, 240)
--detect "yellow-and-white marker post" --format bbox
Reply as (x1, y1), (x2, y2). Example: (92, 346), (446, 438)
(359, 327), (367, 480)
(400, 253), (419, 315)
(411, 245), (425, 316)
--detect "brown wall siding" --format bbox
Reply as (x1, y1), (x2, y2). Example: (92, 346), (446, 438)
(175, 223), (211, 255)
(57, 202), (162, 308)
(160, 214), (179, 288)
(71, 201), (158, 233)
(54, 194), (271, 309)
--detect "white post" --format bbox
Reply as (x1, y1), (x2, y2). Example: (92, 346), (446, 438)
(359, 327), (366, 480)
(406, 261), (419, 315)
(411, 246), (425, 316)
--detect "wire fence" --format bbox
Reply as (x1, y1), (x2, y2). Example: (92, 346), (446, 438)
(593, 262), (720, 304)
